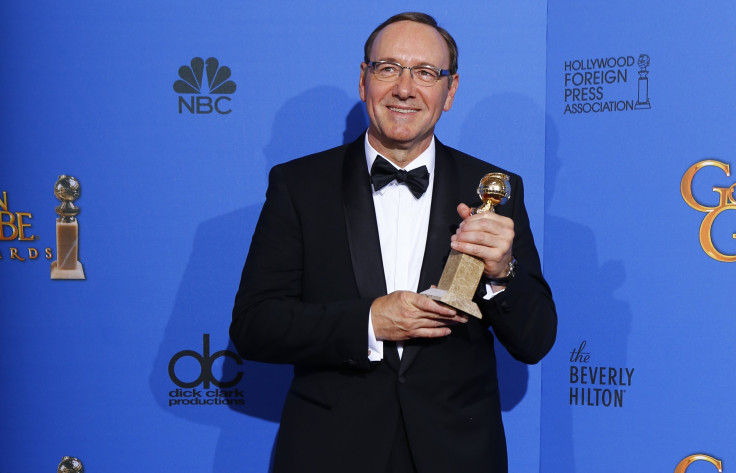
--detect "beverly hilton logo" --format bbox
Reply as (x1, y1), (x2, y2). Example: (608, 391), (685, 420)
(174, 57), (236, 115)
(562, 54), (651, 115)
(568, 341), (634, 407)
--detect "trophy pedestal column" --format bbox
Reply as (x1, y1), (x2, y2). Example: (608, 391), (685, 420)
(422, 249), (483, 319)
(50, 220), (85, 280)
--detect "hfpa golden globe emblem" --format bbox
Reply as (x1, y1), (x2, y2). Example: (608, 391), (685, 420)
(681, 160), (736, 262)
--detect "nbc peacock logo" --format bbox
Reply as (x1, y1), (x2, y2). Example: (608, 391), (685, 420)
(174, 57), (236, 115)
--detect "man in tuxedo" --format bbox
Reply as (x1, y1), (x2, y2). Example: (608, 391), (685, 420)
(231, 12), (556, 473)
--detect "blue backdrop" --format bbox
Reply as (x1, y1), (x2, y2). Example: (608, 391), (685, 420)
(542, 1), (736, 472)
(1, 1), (732, 472)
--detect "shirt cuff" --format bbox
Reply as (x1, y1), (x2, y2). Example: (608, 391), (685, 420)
(368, 308), (383, 361)
(483, 282), (505, 300)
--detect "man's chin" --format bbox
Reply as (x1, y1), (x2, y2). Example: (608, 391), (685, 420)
(369, 124), (434, 146)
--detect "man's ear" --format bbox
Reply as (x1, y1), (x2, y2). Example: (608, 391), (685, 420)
(359, 62), (368, 102)
(443, 73), (459, 112)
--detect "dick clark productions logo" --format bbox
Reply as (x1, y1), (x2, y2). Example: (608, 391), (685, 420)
(174, 57), (236, 115)
(168, 334), (245, 407)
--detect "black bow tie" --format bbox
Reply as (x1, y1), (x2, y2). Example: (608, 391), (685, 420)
(370, 155), (430, 199)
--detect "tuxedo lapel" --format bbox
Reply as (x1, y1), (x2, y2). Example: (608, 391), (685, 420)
(417, 141), (460, 293)
(341, 137), (388, 300)
(401, 140), (461, 375)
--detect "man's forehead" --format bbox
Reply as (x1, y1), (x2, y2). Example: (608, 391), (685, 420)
(369, 20), (449, 65)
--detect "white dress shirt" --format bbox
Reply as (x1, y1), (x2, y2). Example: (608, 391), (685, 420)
(366, 136), (435, 360)
(364, 136), (500, 361)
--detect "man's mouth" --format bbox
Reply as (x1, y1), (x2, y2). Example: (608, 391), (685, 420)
(387, 106), (419, 114)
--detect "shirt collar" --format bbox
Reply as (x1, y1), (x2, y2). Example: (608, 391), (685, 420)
(364, 134), (436, 176)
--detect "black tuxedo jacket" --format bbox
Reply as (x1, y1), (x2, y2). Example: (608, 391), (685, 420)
(231, 135), (557, 473)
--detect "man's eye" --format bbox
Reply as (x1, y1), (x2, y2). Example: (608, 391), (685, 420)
(415, 68), (436, 78)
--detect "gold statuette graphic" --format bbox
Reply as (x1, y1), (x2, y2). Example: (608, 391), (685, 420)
(58, 456), (84, 473)
(50, 175), (86, 280)
(421, 173), (510, 318)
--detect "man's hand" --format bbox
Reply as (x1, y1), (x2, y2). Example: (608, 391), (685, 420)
(451, 203), (514, 279)
(371, 291), (467, 341)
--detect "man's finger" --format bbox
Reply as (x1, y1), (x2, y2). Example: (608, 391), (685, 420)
(404, 291), (455, 315)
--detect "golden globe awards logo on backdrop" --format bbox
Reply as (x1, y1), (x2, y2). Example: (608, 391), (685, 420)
(568, 341), (635, 407)
(0, 190), (52, 262)
(562, 54), (651, 115)
(167, 334), (245, 407)
(0, 191), (53, 261)
(681, 160), (736, 262)
(174, 57), (236, 115)
(2, 175), (88, 279)
(674, 454), (723, 473)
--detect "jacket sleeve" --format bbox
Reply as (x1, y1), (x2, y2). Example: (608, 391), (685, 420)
(475, 174), (557, 364)
(230, 165), (374, 370)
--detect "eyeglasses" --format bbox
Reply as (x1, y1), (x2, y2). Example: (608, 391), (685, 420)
(368, 60), (450, 86)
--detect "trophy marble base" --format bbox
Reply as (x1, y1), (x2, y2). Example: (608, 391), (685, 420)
(422, 287), (482, 319)
(50, 220), (86, 280)
(51, 261), (86, 280)
(421, 250), (484, 319)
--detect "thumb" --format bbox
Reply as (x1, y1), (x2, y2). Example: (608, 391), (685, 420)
(457, 203), (472, 219)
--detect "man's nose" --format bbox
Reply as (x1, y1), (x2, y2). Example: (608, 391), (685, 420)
(393, 68), (416, 98)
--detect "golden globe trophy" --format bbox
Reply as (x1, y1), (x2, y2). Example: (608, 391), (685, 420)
(421, 173), (510, 318)
(634, 54), (651, 110)
(50, 175), (86, 280)
(58, 456), (84, 473)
